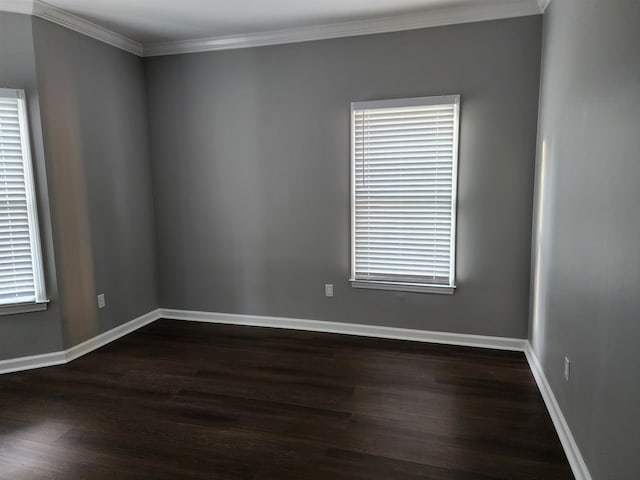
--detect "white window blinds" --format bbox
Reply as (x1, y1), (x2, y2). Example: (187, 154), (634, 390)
(0, 88), (46, 306)
(351, 95), (460, 293)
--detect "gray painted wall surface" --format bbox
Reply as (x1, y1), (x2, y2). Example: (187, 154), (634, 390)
(0, 12), (64, 359)
(529, 0), (640, 478)
(29, 18), (158, 349)
(145, 16), (542, 338)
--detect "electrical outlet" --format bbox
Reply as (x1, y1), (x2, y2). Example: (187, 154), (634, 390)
(325, 284), (334, 297)
(97, 294), (106, 309)
(564, 357), (571, 381)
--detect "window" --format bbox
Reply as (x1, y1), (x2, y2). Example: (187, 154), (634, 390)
(350, 95), (460, 294)
(0, 89), (47, 314)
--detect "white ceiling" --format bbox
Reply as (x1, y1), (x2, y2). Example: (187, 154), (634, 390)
(37, 0), (541, 43)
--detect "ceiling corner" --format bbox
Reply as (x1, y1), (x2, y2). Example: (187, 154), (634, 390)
(32, 0), (143, 55)
(536, 0), (551, 13)
(0, 0), (144, 56)
(0, 0), (35, 15)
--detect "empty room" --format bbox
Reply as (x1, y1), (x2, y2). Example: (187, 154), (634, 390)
(0, 0), (638, 478)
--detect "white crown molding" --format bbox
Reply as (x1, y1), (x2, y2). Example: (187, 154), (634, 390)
(0, 0), (143, 56)
(32, 0), (143, 56)
(0, 309), (161, 374)
(525, 343), (593, 480)
(159, 309), (528, 351)
(1, 0), (542, 58)
(143, 0), (543, 56)
(537, 0), (552, 13)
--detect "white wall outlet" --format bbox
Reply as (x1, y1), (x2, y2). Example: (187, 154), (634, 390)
(325, 284), (334, 297)
(564, 357), (571, 381)
(97, 294), (106, 309)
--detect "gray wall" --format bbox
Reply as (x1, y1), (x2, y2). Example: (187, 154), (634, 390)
(145, 16), (542, 338)
(0, 11), (159, 360)
(529, 0), (640, 478)
(0, 12), (64, 359)
(32, 18), (159, 348)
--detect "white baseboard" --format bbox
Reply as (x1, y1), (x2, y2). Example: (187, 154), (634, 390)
(525, 343), (592, 480)
(158, 308), (527, 351)
(0, 308), (526, 374)
(161, 309), (591, 480)
(0, 306), (589, 480)
(65, 309), (160, 362)
(0, 309), (162, 374)
(0, 350), (67, 375)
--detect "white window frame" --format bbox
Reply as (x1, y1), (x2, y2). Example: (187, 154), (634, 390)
(350, 95), (460, 295)
(0, 88), (48, 315)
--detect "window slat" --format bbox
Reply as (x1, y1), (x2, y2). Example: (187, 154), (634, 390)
(0, 89), (46, 306)
(352, 95), (459, 288)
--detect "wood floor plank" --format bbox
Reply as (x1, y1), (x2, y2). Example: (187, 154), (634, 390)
(0, 319), (573, 479)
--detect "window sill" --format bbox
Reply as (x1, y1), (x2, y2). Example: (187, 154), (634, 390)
(0, 301), (49, 316)
(351, 280), (455, 295)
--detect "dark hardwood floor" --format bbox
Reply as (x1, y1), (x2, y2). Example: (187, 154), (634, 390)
(0, 319), (573, 479)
